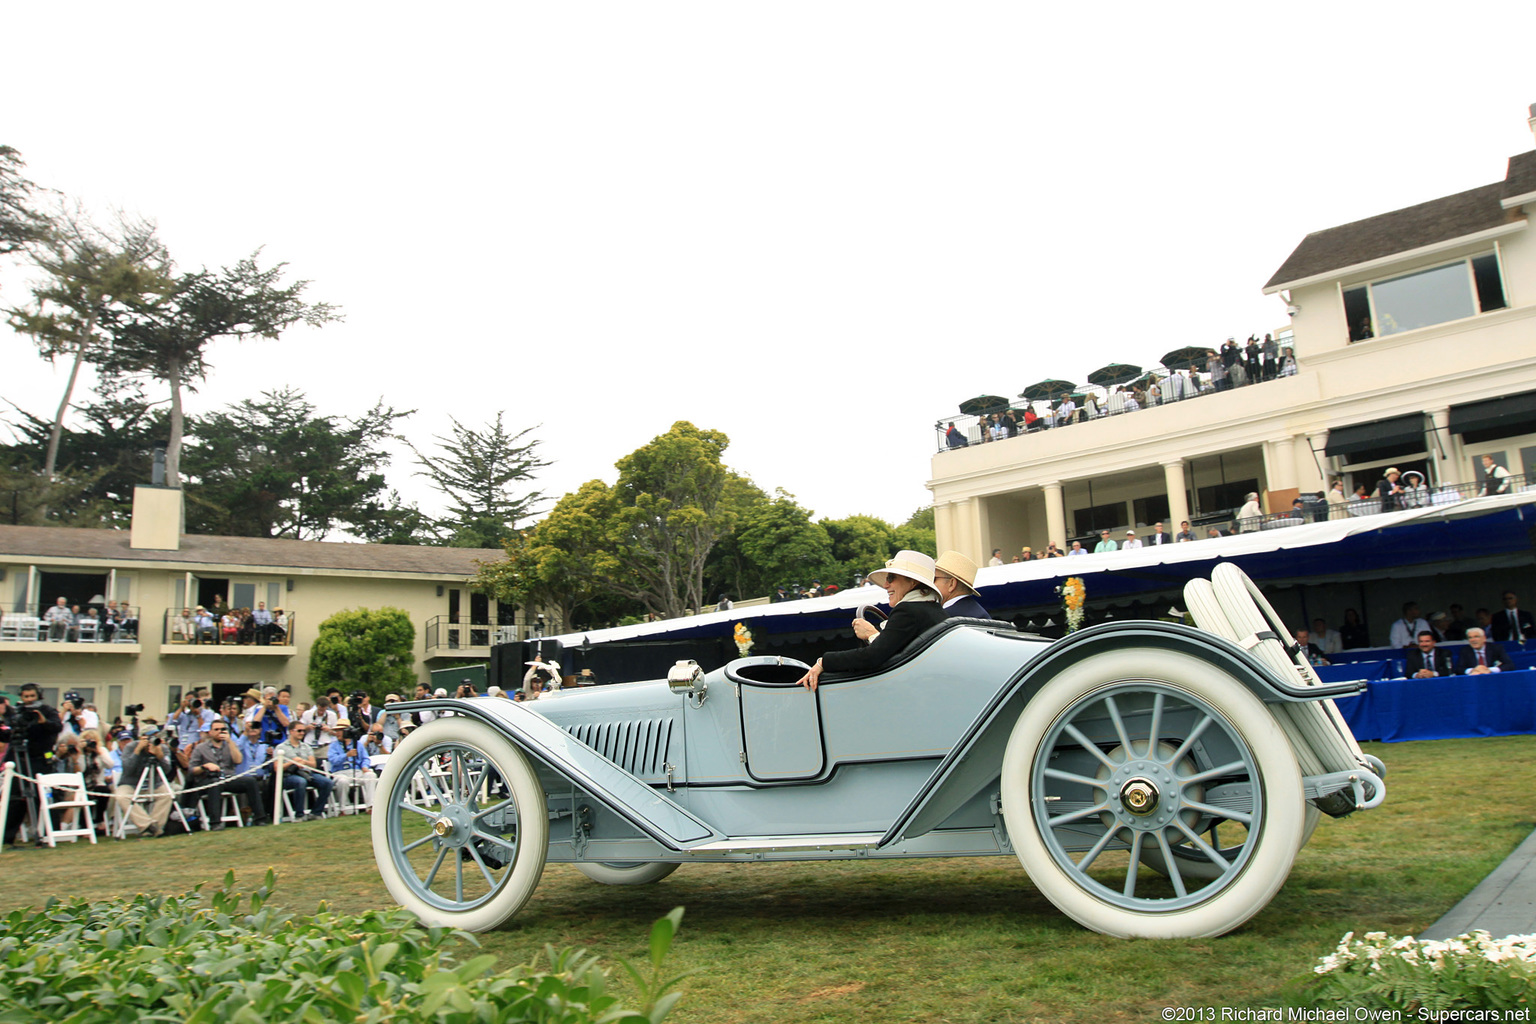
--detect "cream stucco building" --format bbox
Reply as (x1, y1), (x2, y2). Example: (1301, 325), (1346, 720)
(0, 486), (535, 722)
(930, 115), (1536, 561)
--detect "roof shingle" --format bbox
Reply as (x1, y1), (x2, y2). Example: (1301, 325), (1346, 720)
(0, 524), (501, 576)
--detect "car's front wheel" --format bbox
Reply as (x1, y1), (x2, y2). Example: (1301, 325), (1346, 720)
(573, 861), (681, 886)
(1001, 647), (1304, 938)
(371, 718), (548, 931)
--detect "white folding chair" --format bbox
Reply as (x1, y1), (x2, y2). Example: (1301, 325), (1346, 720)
(220, 791), (246, 827)
(35, 772), (97, 847)
(76, 619), (99, 642)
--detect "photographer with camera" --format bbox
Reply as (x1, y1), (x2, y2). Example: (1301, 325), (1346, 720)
(112, 721), (173, 837)
(170, 690), (215, 776)
(2, 684), (63, 846)
(247, 686), (291, 746)
(327, 717), (375, 812)
(53, 730), (114, 835)
(186, 718), (262, 829)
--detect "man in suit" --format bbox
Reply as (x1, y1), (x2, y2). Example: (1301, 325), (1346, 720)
(1459, 627), (1515, 674)
(1403, 631), (1455, 678)
(933, 551), (989, 619)
(1490, 591), (1535, 645)
(1149, 521), (1172, 546)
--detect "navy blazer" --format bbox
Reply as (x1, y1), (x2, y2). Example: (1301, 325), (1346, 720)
(1457, 643), (1515, 673)
(823, 599), (946, 674)
(944, 595), (991, 620)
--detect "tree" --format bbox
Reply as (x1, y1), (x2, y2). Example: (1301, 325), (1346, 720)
(306, 607), (417, 702)
(822, 514), (899, 585)
(411, 412), (548, 548)
(181, 388), (412, 540)
(704, 484), (836, 600)
(7, 211), (169, 482)
(1, 384), (168, 525)
(97, 251), (341, 486)
(473, 422), (734, 623)
(0, 145), (51, 261)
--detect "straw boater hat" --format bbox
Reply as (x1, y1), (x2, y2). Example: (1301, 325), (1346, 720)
(867, 550), (938, 592)
(933, 551), (980, 598)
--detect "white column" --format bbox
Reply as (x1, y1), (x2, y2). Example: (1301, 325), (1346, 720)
(1042, 482), (1066, 549)
(1269, 436), (1298, 491)
(933, 500), (957, 554)
(1162, 461), (1190, 529)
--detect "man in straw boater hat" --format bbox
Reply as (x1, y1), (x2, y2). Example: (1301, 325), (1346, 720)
(796, 550), (946, 692)
(932, 550), (990, 619)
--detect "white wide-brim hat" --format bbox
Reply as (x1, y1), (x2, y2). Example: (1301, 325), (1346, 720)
(933, 550), (980, 597)
(867, 550), (937, 590)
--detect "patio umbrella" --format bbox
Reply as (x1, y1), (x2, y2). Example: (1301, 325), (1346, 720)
(1160, 346), (1212, 371)
(958, 394), (1009, 416)
(1020, 379), (1076, 402)
(1086, 363), (1142, 386)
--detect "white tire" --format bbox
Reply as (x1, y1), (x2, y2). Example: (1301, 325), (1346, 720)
(573, 861), (681, 886)
(1002, 647), (1304, 938)
(372, 717), (548, 931)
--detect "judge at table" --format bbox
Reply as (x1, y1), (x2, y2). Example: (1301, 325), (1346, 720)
(1458, 627), (1515, 674)
(1403, 631), (1454, 678)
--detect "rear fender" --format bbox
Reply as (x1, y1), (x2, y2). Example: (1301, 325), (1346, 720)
(391, 698), (724, 850)
(881, 621), (1362, 845)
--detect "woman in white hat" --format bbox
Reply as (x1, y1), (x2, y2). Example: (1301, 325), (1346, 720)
(796, 550), (946, 691)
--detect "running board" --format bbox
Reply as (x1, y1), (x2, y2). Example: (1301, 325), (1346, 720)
(686, 832), (885, 854)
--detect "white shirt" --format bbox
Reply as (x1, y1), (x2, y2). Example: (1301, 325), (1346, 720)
(1122, 537), (1143, 550)
(1388, 616), (1431, 649)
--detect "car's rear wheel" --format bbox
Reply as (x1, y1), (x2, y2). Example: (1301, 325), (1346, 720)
(573, 861), (681, 886)
(1001, 647), (1303, 938)
(372, 718), (547, 931)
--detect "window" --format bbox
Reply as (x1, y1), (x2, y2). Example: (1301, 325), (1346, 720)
(1073, 502), (1125, 538)
(1195, 478), (1260, 515)
(1345, 252), (1507, 342)
(1132, 494), (1171, 527)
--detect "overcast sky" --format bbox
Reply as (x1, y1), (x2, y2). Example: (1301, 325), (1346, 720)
(3, 3), (1532, 529)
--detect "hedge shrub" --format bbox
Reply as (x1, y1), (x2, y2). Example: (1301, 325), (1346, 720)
(0, 871), (687, 1024)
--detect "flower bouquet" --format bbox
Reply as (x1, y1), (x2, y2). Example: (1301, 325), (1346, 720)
(1057, 576), (1086, 633)
(733, 622), (753, 657)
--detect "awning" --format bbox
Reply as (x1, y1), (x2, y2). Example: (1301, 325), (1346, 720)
(1324, 413), (1427, 458)
(1449, 390), (1536, 442)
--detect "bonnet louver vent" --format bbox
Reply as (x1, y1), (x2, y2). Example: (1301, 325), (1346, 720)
(565, 718), (673, 779)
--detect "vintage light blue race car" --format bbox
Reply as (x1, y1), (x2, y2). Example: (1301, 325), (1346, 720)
(371, 565), (1385, 939)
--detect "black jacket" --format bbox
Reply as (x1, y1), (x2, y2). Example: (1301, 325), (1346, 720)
(1490, 608), (1535, 644)
(823, 599), (946, 674)
(1403, 647), (1455, 678)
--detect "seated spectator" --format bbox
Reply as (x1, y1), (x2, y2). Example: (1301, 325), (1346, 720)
(43, 596), (74, 641)
(1067, 540), (1086, 556)
(1490, 591), (1535, 645)
(1427, 611), (1452, 642)
(1054, 396), (1076, 426)
(188, 719), (267, 829)
(363, 724), (393, 757)
(1044, 541), (1063, 557)
(236, 608), (257, 645)
(170, 607), (195, 643)
(1122, 529), (1142, 550)
(274, 724), (333, 820)
(1205, 526), (1226, 539)
(1279, 346), (1297, 376)
(1388, 602), (1431, 649)
(1176, 521), (1196, 542)
(1022, 407), (1040, 431)
(192, 606), (216, 643)
(272, 608), (290, 642)
(327, 726), (375, 811)
(1294, 628), (1329, 666)
(1403, 630), (1453, 678)
(251, 601), (275, 644)
(944, 422), (968, 448)
(1311, 617), (1342, 656)
(1459, 627), (1514, 674)
(220, 610), (240, 644)
(1444, 604), (1472, 642)
(1093, 530), (1117, 553)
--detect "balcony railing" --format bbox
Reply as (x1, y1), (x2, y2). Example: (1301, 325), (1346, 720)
(936, 362), (1296, 453)
(424, 616), (494, 654)
(1, 605), (142, 644)
(1061, 473), (1531, 550)
(161, 610), (296, 647)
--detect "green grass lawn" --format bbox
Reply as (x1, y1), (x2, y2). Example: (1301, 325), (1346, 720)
(4, 735), (1532, 1023)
